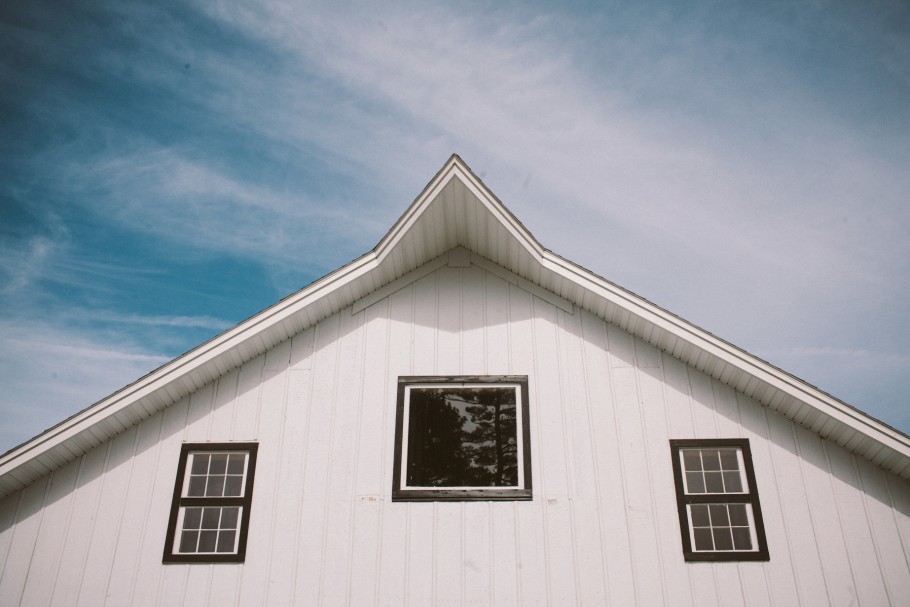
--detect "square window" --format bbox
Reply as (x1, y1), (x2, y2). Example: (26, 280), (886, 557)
(392, 376), (532, 501)
(163, 443), (258, 563)
(670, 439), (769, 561)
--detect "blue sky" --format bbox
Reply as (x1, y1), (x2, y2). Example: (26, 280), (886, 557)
(1, 0), (908, 452)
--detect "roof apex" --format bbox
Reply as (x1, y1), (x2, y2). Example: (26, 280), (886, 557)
(373, 154), (545, 264)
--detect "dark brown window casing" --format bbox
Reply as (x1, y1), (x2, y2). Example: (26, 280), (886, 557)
(163, 442), (258, 563)
(392, 376), (532, 502)
(670, 438), (769, 562)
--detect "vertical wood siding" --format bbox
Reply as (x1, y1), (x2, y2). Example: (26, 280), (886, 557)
(1, 263), (909, 606)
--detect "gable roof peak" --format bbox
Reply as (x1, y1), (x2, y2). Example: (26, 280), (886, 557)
(373, 153), (545, 270)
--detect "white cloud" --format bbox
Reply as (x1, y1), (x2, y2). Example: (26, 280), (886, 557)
(761, 344), (910, 433)
(0, 235), (60, 293)
(768, 346), (910, 371)
(0, 209), (70, 294)
(62, 148), (389, 272)
(65, 309), (234, 332)
(0, 321), (171, 452)
(193, 1), (909, 288)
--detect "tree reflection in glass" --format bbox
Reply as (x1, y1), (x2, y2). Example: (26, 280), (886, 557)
(406, 387), (519, 487)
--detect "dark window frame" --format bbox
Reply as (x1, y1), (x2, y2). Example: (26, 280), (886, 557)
(670, 438), (769, 561)
(392, 375), (533, 502)
(163, 442), (258, 563)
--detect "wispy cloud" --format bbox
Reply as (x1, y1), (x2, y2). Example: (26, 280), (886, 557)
(45, 145), (390, 275)
(193, 1), (910, 291)
(0, 321), (171, 451)
(0, 208), (70, 294)
(769, 346), (910, 370)
(0, 235), (63, 293)
(66, 309), (234, 332)
(762, 343), (910, 433)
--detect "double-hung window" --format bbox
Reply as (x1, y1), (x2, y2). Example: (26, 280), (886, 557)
(392, 376), (532, 501)
(669, 439), (769, 561)
(163, 442), (258, 563)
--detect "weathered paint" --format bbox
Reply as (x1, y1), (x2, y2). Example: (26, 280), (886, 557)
(1, 261), (908, 606)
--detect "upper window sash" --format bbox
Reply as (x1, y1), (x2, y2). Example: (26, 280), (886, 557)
(678, 447), (749, 495)
(181, 451), (251, 498)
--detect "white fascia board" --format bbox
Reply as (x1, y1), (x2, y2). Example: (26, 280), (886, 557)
(542, 251), (910, 459)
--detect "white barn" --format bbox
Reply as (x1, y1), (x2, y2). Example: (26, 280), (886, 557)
(1, 155), (909, 606)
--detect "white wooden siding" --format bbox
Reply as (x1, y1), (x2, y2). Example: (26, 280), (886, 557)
(1, 261), (909, 606)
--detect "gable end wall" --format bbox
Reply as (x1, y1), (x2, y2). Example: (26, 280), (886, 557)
(1, 262), (908, 606)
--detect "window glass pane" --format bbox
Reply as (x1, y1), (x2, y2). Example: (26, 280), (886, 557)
(713, 527), (734, 550)
(198, 530), (217, 553)
(227, 454), (245, 474)
(406, 387), (518, 488)
(191, 454), (209, 474)
(704, 471), (724, 493)
(209, 454), (228, 474)
(682, 451), (702, 472)
(732, 527), (753, 550)
(183, 507), (202, 530)
(702, 450), (721, 471)
(206, 475), (225, 497)
(693, 528), (714, 551)
(217, 530), (236, 553)
(224, 475), (243, 496)
(729, 504), (749, 526)
(201, 507), (221, 529)
(719, 449), (739, 470)
(187, 476), (207, 497)
(709, 504), (730, 526)
(685, 472), (705, 493)
(690, 504), (710, 527)
(221, 507), (240, 529)
(180, 530), (199, 553)
(722, 471), (743, 493)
